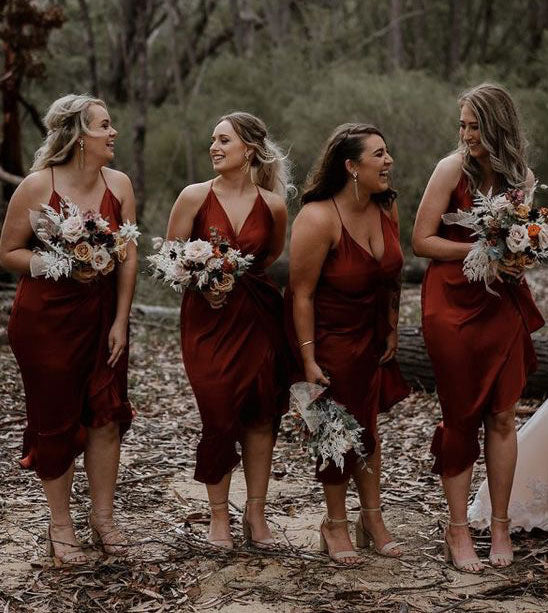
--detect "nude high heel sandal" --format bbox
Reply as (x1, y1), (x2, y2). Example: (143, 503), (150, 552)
(355, 507), (403, 557)
(489, 515), (513, 567)
(46, 524), (88, 565)
(443, 520), (484, 573)
(242, 497), (275, 548)
(208, 500), (234, 550)
(319, 515), (360, 564)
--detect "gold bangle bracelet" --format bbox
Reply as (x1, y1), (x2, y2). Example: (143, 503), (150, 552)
(299, 340), (314, 348)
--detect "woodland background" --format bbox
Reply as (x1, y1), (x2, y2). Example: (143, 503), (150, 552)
(1, 0), (548, 257)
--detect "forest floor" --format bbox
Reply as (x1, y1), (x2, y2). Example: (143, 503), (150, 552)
(0, 278), (546, 613)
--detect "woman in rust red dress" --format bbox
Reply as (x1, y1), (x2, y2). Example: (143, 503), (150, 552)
(166, 112), (289, 549)
(287, 124), (409, 563)
(0, 95), (137, 563)
(413, 83), (544, 572)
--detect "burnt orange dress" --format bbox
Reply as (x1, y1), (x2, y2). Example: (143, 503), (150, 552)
(286, 201), (410, 484)
(8, 170), (132, 480)
(181, 186), (288, 484)
(422, 174), (545, 477)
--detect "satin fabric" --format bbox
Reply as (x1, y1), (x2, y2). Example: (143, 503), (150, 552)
(8, 188), (132, 481)
(286, 203), (410, 484)
(422, 174), (545, 477)
(180, 187), (289, 484)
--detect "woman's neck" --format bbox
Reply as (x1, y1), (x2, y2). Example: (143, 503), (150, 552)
(214, 170), (255, 195)
(335, 180), (373, 212)
(62, 157), (105, 191)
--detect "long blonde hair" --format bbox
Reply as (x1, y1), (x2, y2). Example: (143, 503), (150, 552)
(216, 111), (291, 197)
(458, 83), (528, 193)
(30, 94), (106, 172)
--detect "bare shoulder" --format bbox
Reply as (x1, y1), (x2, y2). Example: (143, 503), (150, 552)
(102, 167), (132, 188)
(9, 169), (52, 209)
(293, 200), (336, 235)
(178, 181), (211, 206)
(257, 187), (286, 213)
(433, 152), (463, 185)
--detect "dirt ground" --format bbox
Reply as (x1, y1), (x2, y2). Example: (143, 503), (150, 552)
(0, 283), (546, 612)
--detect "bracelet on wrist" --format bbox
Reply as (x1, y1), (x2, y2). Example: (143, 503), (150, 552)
(299, 339), (314, 348)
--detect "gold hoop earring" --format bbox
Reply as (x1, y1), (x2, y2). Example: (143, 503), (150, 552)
(241, 151), (251, 174)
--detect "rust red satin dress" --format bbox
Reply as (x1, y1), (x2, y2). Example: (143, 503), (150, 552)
(181, 186), (288, 484)
(286, 201), (410, 484)
(8, 176), (132, 481)
(422, 174), (545, 477)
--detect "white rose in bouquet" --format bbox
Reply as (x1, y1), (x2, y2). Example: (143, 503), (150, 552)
(91, 246), (112, 271)
(506, 224), (530, 253)
(60, 215), (86, 243)
(538, 224), (548, 251)
(183, 239), (213, 264)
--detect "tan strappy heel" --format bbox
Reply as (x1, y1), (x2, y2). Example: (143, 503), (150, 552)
(489, 515), (513, 567)
(355, 507), (403, 557)
(443, 520), (484, 573)
(242, 497), (275, 548)
(89, 512), (129, 556)
(208, 500), (233, 550)
(319, 515), (360, 564)
(46, 524), (88, 566)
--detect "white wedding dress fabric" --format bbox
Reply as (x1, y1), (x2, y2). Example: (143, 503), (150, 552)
(468, 399), (548, 532)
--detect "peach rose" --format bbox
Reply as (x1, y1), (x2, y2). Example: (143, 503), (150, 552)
(73, 241), (93, 262)
(72, 266), (98, 283)
(515, 204), (531, 219)
(101, 258), (115, 275)
(212, 273), (235, 294)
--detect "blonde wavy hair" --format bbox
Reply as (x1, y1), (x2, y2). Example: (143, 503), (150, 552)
(216, 111), (292, 197)
(458, 83), (528, 193)
(30, 94), (106, 172)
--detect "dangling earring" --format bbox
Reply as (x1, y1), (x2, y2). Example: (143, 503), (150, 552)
(241, 151), (251, 174)
(78, 138), (85, 169)
(352, 171), (359, 202)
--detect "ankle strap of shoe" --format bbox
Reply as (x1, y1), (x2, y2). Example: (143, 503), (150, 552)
(448, 519), (469, 527)
(246, 497), (266, 505)
(360, 507), (381, 512)
(210, 500), (229, 510)
(325, 514), (348, 524)
(491, 515), (511, 523)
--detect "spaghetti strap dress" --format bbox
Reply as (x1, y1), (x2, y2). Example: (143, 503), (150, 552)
(285, 201), (410, 484)
(8, 168), (133, 480)
(180, 185), (289, 484)
(421, 174), (545, 477)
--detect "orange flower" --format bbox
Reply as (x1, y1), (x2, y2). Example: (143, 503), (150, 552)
(528, 223), (541, 237)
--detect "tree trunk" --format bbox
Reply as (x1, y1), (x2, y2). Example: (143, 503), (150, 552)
(397, 326), (548, 399)
(389, 0), (404, 70)
(446, 0), (462, 79)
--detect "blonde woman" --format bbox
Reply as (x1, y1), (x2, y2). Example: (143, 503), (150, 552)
(0, 94), (137, 563)
(413, 83), (544, 572)
(167, 112), (289, 550)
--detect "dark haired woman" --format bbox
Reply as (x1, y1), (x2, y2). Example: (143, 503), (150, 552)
(167, 112), (289, 549)
(413, 83), (544, 572)
(286, 123), (409, 563)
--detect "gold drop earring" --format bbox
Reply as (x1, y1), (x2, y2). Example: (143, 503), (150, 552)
(78, 138), (85, 169)
(242, 151), (251, 174)
(352, 171), (359, 202)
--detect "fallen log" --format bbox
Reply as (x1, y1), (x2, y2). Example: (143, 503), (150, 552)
(397, 326), (547, 399)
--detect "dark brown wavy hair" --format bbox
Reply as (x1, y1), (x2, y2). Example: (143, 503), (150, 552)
(301, 123), (396, 209)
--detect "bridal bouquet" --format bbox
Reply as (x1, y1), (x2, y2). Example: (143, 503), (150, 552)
(442, 183), (548, 294)
(147, 227), (254, 304)
(29, 198), (140, 281)
(289, 382), (367, 472)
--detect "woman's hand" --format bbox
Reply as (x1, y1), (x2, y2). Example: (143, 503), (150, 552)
(379, 329), (398, 364)
(303, 359), (330, 386)
(107, 319), (128, 367)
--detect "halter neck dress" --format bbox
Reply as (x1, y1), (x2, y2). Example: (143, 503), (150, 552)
(8, 168), (132, 480)
(286, 200), (410, 484)
(422, 174), (544, 477)
(180, 184), (289, 484)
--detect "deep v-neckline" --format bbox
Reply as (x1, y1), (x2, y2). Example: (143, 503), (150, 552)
(210, 187), (260, 239)
(333, 199), (387, 264)
(52, 188), (110, 215)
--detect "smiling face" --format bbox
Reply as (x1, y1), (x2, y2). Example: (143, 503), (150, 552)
(349, 134), (393, 194)
(209, 119), (250, 172)
(81, 103), (117, 163)
(459, 103), (488, 160)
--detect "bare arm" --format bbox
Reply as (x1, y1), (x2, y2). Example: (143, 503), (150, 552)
(0, 172), (50, 274)
(289, 203), (334, 385)
(412, 154), (473, 261)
